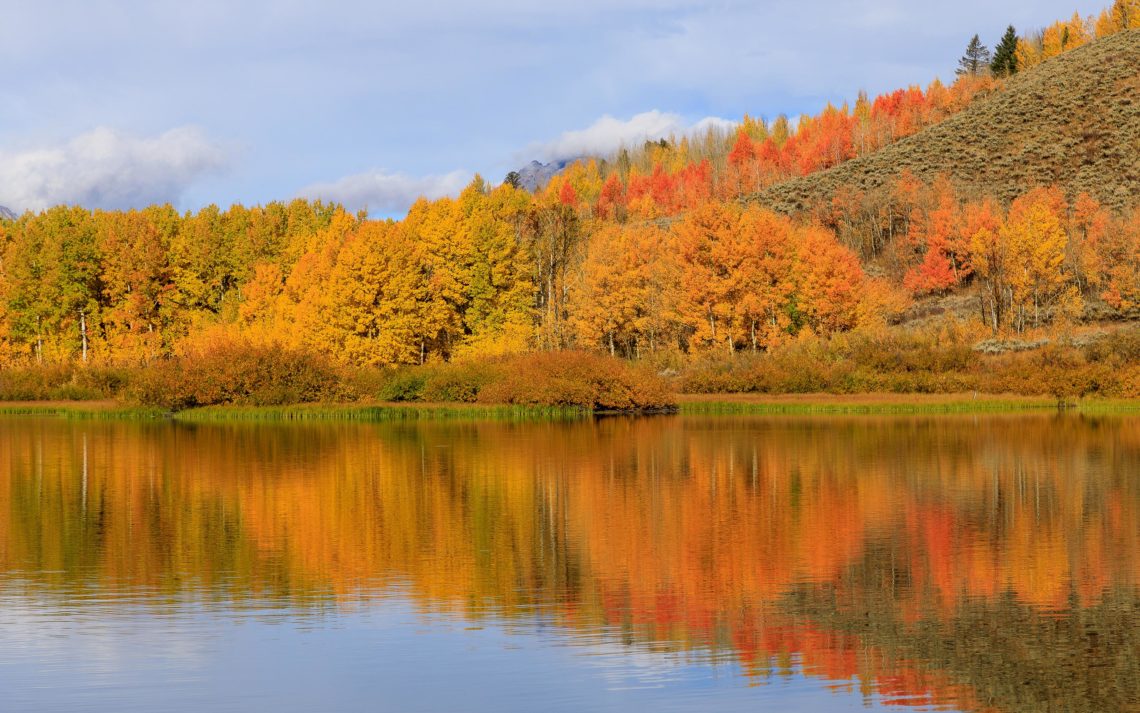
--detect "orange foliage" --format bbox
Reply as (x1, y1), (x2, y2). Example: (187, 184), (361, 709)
(5, 415), (1140, 710)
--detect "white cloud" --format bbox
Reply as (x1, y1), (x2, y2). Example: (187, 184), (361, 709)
(523, 110), (737, 163)
(0, 127), (228, 212)
(299, 170), (471, 214)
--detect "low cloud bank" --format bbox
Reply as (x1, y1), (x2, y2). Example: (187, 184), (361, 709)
(524, 110), (737, 163)
(299, 170), (471, 215)
(0, 127), (228, 211)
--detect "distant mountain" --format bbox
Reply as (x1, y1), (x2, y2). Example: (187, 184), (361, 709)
(514, 159), (574, 192)
(757, 28), (1140, 214)
(0, 205), (15, 221)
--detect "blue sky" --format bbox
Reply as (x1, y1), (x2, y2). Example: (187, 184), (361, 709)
(0, 0), (1104, 215)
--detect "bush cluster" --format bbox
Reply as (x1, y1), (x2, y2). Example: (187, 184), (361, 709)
(679, 327), (1140, 400)
(369, 351), (674, 411)
(3, 328), (1138, 410)
(0, 364), (129, 401)
(1, 346), (675, 412)
(129, 341), (351, 409)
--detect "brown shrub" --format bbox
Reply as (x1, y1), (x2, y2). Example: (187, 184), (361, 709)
(0, 364), (127, 401)
(359, 351), (674, 411)
(678, 329), (978, 394)
(130, 340), (351, 409)
(475, 351), (674, 411)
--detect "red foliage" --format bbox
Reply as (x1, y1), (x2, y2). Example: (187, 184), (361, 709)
(559, 181), (578, 207)
(596, 174), (626, 220)
(727, 131), (756, 169)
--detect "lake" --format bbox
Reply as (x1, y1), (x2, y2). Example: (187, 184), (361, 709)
(1, 414), (1138, 712)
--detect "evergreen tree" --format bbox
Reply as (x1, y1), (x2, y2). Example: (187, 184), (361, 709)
(991, 26), (1019, 76)
(503, 171), (522, 190)
(956, 34), (992, 77)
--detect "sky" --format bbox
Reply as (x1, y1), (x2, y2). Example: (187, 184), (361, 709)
(0, 0), (1105, 217)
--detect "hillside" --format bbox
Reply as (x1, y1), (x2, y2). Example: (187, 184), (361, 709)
(756, 29), (1140, 213)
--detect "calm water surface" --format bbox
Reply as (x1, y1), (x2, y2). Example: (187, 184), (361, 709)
(1, 414), (1138, 712)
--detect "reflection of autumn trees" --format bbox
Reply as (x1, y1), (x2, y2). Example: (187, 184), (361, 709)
(3, 416), (1140, 710)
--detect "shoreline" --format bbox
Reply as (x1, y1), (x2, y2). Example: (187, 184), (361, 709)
(677, 393), (1069, 415)
(2, 393), (1139, 421)
(0, 401), (590, 422)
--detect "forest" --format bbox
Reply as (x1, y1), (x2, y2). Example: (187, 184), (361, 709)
(2, 2), (1140, 408)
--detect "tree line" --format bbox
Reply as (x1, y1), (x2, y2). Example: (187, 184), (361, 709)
(3, 170), (1137, 368)
(2, 1), (1138, 369)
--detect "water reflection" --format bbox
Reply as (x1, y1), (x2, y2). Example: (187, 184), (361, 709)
(1, 414), (1138, 712)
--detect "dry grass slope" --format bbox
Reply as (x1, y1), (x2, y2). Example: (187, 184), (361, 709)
(756, 29), (1140, 213)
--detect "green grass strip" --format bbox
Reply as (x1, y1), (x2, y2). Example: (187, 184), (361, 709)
(3, 397), (1139, 422)
(0, 404), (169, 419)
(0, 401), (590, 422)
(171, 403), (589, 423)
(676, 397), (1137, 416)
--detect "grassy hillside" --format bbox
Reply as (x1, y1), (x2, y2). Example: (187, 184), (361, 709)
(757, 29), (1140, 213)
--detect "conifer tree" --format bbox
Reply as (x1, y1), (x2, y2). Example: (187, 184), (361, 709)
(956, 35), (992, 77)
(990, 26), (1019, 76)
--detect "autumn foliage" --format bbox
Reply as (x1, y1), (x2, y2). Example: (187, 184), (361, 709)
(130, 336), (351, 409)
(372, 351), (673, 411)
(6, 414), (1140, 710)
(1, 3), (1139, 401)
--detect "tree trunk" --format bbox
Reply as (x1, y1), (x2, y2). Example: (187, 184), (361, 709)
(80, 310), (88, 364)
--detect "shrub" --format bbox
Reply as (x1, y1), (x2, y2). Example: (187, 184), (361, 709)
(0, 365), (71, 400)
(497, 351), (670, 410)
(469, 351), (674, 410)
(1034, 345), (1096, 403)
(1084, 328), (1140, 365)
(0, 364), (126, 401)
(679, 326), (995, 395)
(360, 352), (673, 411)
(372, 368), (428, 402)
(129, 340), (351, 409)
(421, 362), (499, 402)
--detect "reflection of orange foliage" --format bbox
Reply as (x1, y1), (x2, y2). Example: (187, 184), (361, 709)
(3, 415), (1140, 709)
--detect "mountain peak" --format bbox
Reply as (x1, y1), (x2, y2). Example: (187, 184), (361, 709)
(514, 158), (576, 192)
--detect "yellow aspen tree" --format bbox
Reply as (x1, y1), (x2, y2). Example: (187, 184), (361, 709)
(313, 221), (424, 366)
(400, 197), (468, 362)
(96, 208), (175, 363)
(570, 223), (673, 358)
(1015, 37), (1042, 71)
(236, 262), (287, 345)
(455, 181), (535, 358)
(1113, 0), (1140, 29)
(673, 202), (745, 353)
(965, 198), (1008, 332)
(1067, 193), (1108, 293)
(1100, 212), (1140, 311)
(792, 225), (866, 335)
(281, 210), (359, 353)
(1002, 188), (1080, 332)
(736, 208), (796, 350)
